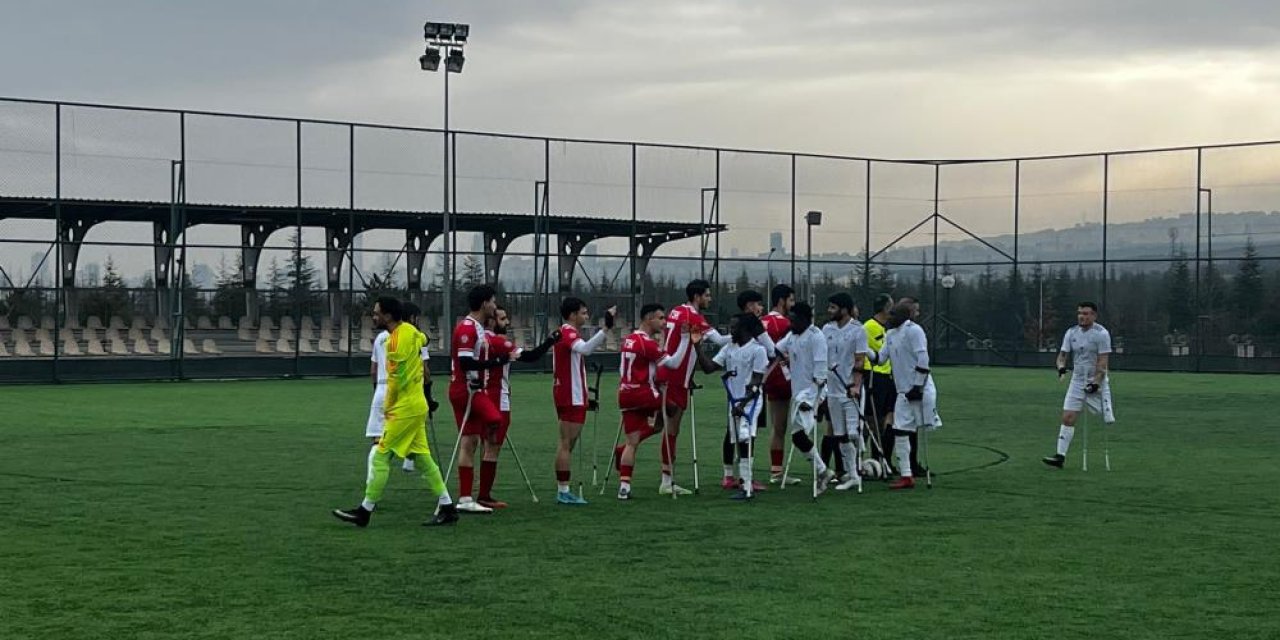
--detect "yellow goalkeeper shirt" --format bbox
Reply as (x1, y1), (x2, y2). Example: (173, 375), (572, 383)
(863, 317), (892, 374)
(384, 322), (428, 419)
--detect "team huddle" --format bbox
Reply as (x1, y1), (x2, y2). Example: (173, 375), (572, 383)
(333, 281), (1117, 527)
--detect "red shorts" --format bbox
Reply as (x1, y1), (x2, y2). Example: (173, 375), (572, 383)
(492, 411), (511, 445)
(619, 386), (661, 434)
(556, 404), (588, 425)
(449, 388), (503, 437)
(662, 384), (690, 411)
(764, 375), (792, 402)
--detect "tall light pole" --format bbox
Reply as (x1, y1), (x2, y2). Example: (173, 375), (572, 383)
(941, 272), (956, 350)
(421, 21), (468, 343)
(805, 210), (822, 304)
(765, 247), (777, 293)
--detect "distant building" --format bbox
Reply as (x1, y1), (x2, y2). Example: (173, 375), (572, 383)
(769, 232), (784, 254)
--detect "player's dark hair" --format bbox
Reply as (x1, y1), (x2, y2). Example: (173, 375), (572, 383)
(560, 297), (588, 320)
(732, 312), (764, 345)
(467, 284), (496, 312)
(376, 296), (404, 322)
(873, 293), (894, 313)
(639, 303), (665, 319)
(771, 284), (795, 308)
(889, 301), (914, 326)
(403, 302), (421, 320)
(686, 279), (711, 301)
(494, 304), (508, 316)
(897, 295), (919, 305)
(736, 290), (763, 311)
(828, 292), (854, 313)
(1078, 301), (1098, 312)
(792, 301), (813, 322)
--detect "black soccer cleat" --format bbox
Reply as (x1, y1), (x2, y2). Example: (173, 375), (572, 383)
(1042, 454), (1065, 469)
(332, 505), (371, 528)
(423, 503), (459, 527)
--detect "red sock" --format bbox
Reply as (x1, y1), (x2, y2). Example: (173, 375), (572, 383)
(479, 460), (497, 499)
(661, 433), (678, 465)
(556, 469), (571, 483)
(620, 464), (634, 482)
(771, 448), (784, 470)
(459, 465), (474, 498)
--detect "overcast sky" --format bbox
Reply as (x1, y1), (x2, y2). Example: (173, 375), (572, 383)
(5, 0), (1280, 158)
(4, 1), (1280, 285)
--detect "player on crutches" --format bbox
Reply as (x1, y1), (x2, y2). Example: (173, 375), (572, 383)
(694, 313), (769, 501)
(1043, 301), (1116, 470)
(821, 293), (871, 492)
(775, 302), (836, 498)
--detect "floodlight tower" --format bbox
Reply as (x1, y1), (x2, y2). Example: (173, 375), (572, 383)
(420, 21), (469, 341)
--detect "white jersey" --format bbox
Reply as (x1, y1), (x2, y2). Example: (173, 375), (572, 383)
(372, 331), (390, 385)
(822, 320), (869, 389)
(1061, 323), (1111, 381)
(776, 325), (828, 398)
(713, 341), (769, 402)
(884, 320), (930, 393)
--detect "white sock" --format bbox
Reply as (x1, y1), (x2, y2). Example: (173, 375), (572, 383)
(739, 457), (754, 495)
(723, 464), (735, 478)
(402, 458), (415, 471)
(1056, 425), (1074, 456)
(839, 441), (857, 478)
(804, 448), (828, 475)
(620, 480), (631, 492)
(438, 491), (453, 506)
(661, 472), (673, 487)
(896, 434), (913, 478)
(361, 498), (376, 511)
(558, 482), (570, 493)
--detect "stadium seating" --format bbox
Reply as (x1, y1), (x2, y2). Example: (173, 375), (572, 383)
(109, 337), (129, 356)
(40, 316), (55, 330)
(62, 338), (82, 356)
(202, 339), (221, 355)
(87, 338), (106, 356)
(131, 317), (148, 330)
(128, 328), (145, 342)
(255, 339), (273, 354)
(275, 338), (292, 353)
(109, 316), (126, 330)
(35, 328), (52, 344)
(317, 338), (336, 353)
(0, 316), (10, 330)
(39, 338), (55, 357)
(217, 316), (234, 330)
(338, 338), (350, 353)
(0, 340), (9, 357)
(15, 336), (34, 357)
(58, 327), (76, 343)
(81, 328), (98, 343)
(17, 316), (34, 330)
(238, 315), (254, 329)
(280, 316), (296, 331)
(86, 315), (104, 329)
(261, 316), (277, 331)
(298, 339), (315, 354)
(149, 327), (167, 343)
(237, 325), (254, 341)
(197, 316), (214, 330)
(258, 326), (275, 341)
(133, 338), (154, 355)
(183, 339), (200, 356)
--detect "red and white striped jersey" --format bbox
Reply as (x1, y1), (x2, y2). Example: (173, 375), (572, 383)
(449, 316), (488, 394)
(485, 332), (522, 412)
(552, 324), (589, 407)
(619, 330), (664, 392)
(656, 303), (710, 387)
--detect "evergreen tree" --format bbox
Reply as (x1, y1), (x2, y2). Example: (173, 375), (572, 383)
(211, 253), (247, 320)
(461, 254), (485, 288)
(1232, 237), (1264, 332)
(1164, 250), (1194, 334)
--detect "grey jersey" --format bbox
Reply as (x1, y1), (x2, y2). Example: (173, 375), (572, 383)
(713, 341), (769, 401)
(777, 325), (828, 397)
(822, 320), (869, 388)
(1061, 323), (1112, 380)
(885, 320), (930, 393)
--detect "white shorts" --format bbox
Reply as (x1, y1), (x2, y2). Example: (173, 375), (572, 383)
(892, 378), (941, 433)
(1063, 377), (1116, 424)
(365, 386), (387, 438)
(788, 388), (822, 435)
(729, 396), (764, 443)
(826, 391), (860, 437)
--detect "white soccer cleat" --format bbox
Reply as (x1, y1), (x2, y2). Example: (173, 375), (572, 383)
(835, 474), (863, 492)
(770, 473), (802, 486)
(455, 497), (493, 514)
(658, 484), (693, 496)
(401, 459), (416, 473)
(816, 469), (837, 495)
(617, 485), (632, 501)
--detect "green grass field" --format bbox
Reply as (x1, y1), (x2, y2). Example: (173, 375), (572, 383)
(2, 367), (1278, 639)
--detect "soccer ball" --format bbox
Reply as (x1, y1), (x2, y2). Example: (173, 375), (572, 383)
(860, 459), (885, 480)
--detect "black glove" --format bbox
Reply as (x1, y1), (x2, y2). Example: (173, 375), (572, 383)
(547, 330), (562, 345)
(467, 377), (484, 392)
(603, 308), (616, 330)
(1057, 366), (1068, 377)
(905, 385), (924, 401)
(428, 398), (441, 415)
(1085, 382), (1099, 394)
(815, 401), (829, 423)
(588, 399), (600, 412)
(798, 401), (813, 412)
(731, 402), (747, 419)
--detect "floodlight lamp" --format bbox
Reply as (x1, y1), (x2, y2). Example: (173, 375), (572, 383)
(806, 210), (823, 226)
(419, 47), (441, 71)
(454, 23), (470, 43)
(423, 22), (441, 39)
(438, 23), (456, 40)
(445, 48), (465, 73)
